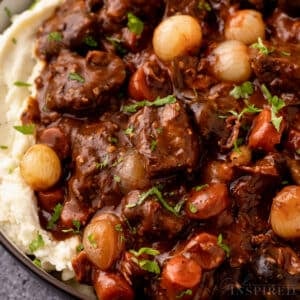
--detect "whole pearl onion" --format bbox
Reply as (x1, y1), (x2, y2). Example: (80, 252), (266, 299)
(20, 144), (61, 191)
(225, 9), (265, 45)
(153, 15), (202, 61)
(211, 40), (251, 83)
(270, 186), (300, 240)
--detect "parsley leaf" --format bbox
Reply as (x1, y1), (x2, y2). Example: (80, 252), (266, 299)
(88, 234), (97, 248)
(115, 224), (123, 232)
(13, 124), (35, 135)
(280, 50), (291, 57)
(14, 81), (31, 87)
(229, 102), (262, 121)
(0, 145), (8, 150)
(150, 139), (158, 152)
(261, 84), (285, 132)
(95, 155), (109, 170)
(124, 126), (134, 136)
(106, 37), (127, 56)
(84, 36), (98, 47)
(12, 37), (17, 44)
(126, 186), (181, 215)
(189, 203), (198, 214)
(127, 12), (144, 36)
(138, 259), (160, 274)
(217, 234), (230, 257)
(114, 175), (121, 183)
(76, 244), (84, 253)
(68, 72), (85, 83)
(123, 95), (176, 113)
(4, 7), (12, 19)
(230, 81), (254, 99)
(194, 184), (208, 191)
(251, 38), (274, 55)
(33, 258), (41, 267)
(62, 220), (81, 233)
(198, 1), (212, 11)
(176, 289), (193, 299)
(130, 247), (160, 257)
(29, 233), (44, 253)
(48, 31), (63, 42)
(47, 203), (63, 229)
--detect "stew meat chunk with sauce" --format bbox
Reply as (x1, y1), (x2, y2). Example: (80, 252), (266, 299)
(20, 0), (300, 298)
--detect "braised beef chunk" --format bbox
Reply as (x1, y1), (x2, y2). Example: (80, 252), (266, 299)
(36, 0), (98, 59)
(67, 121), (123, 211)
(250, 45), (300, 103)
(128, 102), (200, 176)
(36, 50), (126, 112)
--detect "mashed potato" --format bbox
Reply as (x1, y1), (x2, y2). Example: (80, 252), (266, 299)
(0, 0), (79, 280)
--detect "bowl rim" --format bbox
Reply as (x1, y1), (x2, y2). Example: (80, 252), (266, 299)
(0, 230), (90, 300)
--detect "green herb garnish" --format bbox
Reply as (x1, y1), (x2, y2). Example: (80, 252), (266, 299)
(47, 203), (63, 229)
(114, 175), (121, 183)
(88, 234), (97, 248)
(68, 72), (85, 83)
(124, 126), (134, 136)
(251, 38), (274, 55)
(130, 247), (160, 257)
(138, 259), (160, 274)
(29, 0), (40, 10)
(217, 234), (230, 257)
(13, 124), (35, 135)
(106, 37), (127, 56)
(33, 258), (41, 267)
(198, 1), (212, 11)
(84, 36), (98, 47)
(62, 220), (81, 233)
(95, 155), (109, 170)
(233, 138), (243, 153)
(4, 7), (12, 19)
(109, 136), (118, 144)
(280, 51), (291, 56)
(127, 12), (144, 36)
(0, 145), (8, 150)
(14, 81), (31, 87)
(194, 184), (208, 191)
(123, 95), (176, 113)
(176, 289), (193, 299)
(150, 139), (158, 152)
(48, 31), (63, 42)
(76, 244), (84, 253)
(12, 37), (17, 44)
(230, 81), (254, 99)
(261, 84), (285, 132)
(115, 224), (123, 232)
(126, 186), (181, 215)
(189, 203), (198, 214)
(29, 233), (45, 253)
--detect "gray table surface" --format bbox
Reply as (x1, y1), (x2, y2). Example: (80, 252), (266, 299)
(0, 243), (75, 300)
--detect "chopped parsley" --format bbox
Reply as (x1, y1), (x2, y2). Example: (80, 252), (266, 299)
(14, 81), (31, 87)
(261, 84), (285, 132)
(48, 31), (63, 42)
(84, 36), (98, 47)
(194, 184), (208, 191)
(88, 234), (97, 248)
(189, 203), (198, 214)
(47, 203), (63, 229)
(176, 289), (193, 299)
(126, 186), (182, 215)
(228, 102), (262, 121)
(33, 258), (42, 267)
(198, 0), (212, 11)
(76, 244), (84, 253)
(13, 124), (35, 135)
(0, 145), (8, 150)
(217, 234), (230, 257)
(127, 12), (144, 36)
(296, 149), (300, 155)
(124, 126), (134, 136)
(106, 37), (127, 56)
(251, 38), (274, 55)
(230, 81), (254, 99)
(233, 138), (243, 153)
(280, 50), (291, 57)
(114, 175), (121, 183)
(109, 136), (118, 144)
(12, 37), (17, 44)
(123, 95), (176, 113)
(150, 139), (158, 152)
(68, 72), (85, 83)
(62, 220), (81, 234)
(29, 233), (45, 253)
(137, 259), (160, 274)
(115, 224), (123, 232)
(130, 247), (160, 257)
(4, 7), (12, 19)
(96, 155), (109, 170)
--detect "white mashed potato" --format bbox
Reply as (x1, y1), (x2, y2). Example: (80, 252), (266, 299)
(0, 0), (79, 280)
